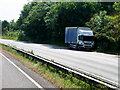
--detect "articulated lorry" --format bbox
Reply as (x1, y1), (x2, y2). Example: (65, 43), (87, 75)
(65, 27), (94, 50)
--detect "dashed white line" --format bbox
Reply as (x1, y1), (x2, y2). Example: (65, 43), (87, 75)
(0, 53), (43, 89)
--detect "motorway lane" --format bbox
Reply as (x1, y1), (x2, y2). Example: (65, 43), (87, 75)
(0, 39), (119, 85)
(1, 54), (38, 88)
(0, 50), (2, 89)
(0, 49), (56, 89)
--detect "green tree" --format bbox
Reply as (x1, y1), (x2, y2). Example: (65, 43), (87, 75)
(2, 20), (9, 33)
(16, 2), (38, 30)
(22, 2), (52, 42)
(45, 2), (100, 42)
(113, 2), (120, 12)
(86, 2), (120, 52)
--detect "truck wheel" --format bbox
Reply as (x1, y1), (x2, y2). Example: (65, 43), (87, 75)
(76, 45), (79, 50)
(88, 49), (92, 52)
(76, 46), (81, 50)
(68, 44), (71, 49)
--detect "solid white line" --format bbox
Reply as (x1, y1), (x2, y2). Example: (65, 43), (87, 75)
(0, 53), (43, 89)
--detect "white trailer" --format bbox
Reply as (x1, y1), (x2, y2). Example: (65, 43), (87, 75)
(65, 27), (94, 50)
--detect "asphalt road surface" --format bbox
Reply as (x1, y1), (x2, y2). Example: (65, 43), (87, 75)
(0, 49), (56, 89)
(0, 39), (119, 86)
(0, 50), (2, 89)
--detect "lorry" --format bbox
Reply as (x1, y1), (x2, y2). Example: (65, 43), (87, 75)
(65, 27), (94, 50)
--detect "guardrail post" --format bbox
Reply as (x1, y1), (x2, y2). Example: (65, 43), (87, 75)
(1, 44), (117, 89)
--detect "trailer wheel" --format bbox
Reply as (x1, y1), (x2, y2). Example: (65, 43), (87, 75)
(88, 49), (92, 52)
(68, 44), (71, 49)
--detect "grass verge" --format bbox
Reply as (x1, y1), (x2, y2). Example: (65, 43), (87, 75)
(0, 44), (108, 89)
(96, 49), (120, 55)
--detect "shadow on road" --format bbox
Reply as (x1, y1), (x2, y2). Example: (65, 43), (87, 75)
(13, 40), (93, 52)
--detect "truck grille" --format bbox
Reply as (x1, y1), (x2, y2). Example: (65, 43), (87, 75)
(84, 43), (91, 45)
(85, 46), (91, 48)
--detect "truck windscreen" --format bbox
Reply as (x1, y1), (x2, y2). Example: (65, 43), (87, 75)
(83, 36), (94, 41)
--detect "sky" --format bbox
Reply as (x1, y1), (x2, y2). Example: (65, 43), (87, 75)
(0, 0), (29, 22)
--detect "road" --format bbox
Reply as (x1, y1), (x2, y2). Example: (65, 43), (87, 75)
(0, 50), (2, 89)
(0, 49), (56, 89)
(0, 39), (119, 86)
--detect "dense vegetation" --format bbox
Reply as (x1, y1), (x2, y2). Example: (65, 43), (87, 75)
(1, 2), (120, 54)
(86, 2), (120, 53)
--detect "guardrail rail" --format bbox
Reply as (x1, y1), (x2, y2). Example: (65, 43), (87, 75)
(1, 44), (119, 89)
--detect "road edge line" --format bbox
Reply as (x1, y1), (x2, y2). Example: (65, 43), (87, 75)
(0, 53), (43, 89)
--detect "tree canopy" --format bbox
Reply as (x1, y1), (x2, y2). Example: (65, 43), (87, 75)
(1, 2), (119, 52)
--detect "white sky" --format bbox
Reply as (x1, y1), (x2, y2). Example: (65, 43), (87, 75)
(0, 0), (28, 22)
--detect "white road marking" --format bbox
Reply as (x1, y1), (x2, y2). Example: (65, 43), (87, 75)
(0, 52), (2, 90)
(0, 53), (43, 89)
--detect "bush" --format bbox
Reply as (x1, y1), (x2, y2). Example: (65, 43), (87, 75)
(86, 4), (120, 53)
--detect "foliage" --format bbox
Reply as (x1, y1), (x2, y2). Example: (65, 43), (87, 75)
(22, 2), (52, 42)
(1, 2), (119, 53)
(44, 2), (100, 42)
(100, 2), (114, 15)
(16, 2), (38, 30)
(2, 20), (9, 33)
(113, 2), (120, 12)
(2, 29), (24, 40)
(86, 2), (120, 52)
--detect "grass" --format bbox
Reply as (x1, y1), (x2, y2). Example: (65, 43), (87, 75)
(0, 44), (106, 89)
(1, 30), (24, 40)
(96, 49), (120, 55)
(2, 35), (18, 40)
(27, 50), (34, 55)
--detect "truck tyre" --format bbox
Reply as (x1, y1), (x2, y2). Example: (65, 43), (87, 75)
(68, 44), (71, 49)
(76, 45), (79, 50)
(88, 49), (92, 52)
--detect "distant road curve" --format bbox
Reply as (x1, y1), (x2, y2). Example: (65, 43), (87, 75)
(0, 39), (119, 86)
